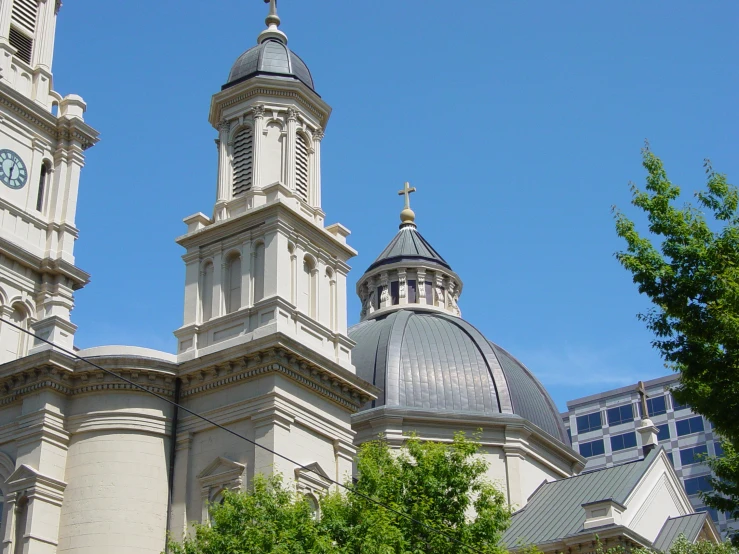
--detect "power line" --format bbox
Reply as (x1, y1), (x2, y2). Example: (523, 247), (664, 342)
(0, 317), (490, 554)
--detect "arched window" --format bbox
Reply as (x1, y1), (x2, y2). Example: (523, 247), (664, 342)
(295, 133), (310, 202)
(305, 494), (319, 521)
(302, 256), (316, 318)
(2, 305), (28, 362)
(226, 254), (241, 314)
(232, 127), (253, 196)
(13, 493), (28, 554)
(253, 243), (265, 303)
(36, 160), (50, 212)
(201, 262), (214, 322)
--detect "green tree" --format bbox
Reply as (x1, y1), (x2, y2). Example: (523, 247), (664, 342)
(614, 145), (739, 519)
(166, 433), (511, 554)
(321, 433), (511, 554)
(598, 535), (738, 554)
(167, 473), (337, 554)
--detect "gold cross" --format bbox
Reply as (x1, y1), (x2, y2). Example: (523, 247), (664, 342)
(398, 182), (416, 210)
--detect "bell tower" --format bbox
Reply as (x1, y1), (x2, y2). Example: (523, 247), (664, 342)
(175, 1), (356, 371)
(0, 1), (98, 362)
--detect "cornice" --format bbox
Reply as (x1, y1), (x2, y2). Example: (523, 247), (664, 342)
(180, 346), (372, 411)
(0, 351), (177, 407)
(177, 199), (356, 261)
(0, 83), (99, 150)
(210, 77), (331, 129)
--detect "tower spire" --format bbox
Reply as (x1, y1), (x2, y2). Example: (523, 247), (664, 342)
(398, 181), (417, 228)
(258, 0), (288, 44)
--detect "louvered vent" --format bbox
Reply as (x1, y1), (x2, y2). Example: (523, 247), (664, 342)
(12, 0), (37, 34)
(9, 27), (32, 64)
(9, 0), (37, 65)
(232, 128), (253, 196)
(295, 133), (309, 202)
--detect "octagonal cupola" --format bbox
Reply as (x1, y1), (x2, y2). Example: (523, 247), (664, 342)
(356, 184), (463, 321)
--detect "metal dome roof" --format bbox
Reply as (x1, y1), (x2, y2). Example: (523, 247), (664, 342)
(348, 309), (569, 444)
(225, 39), (315, 91)
(366, 225), (451, 273)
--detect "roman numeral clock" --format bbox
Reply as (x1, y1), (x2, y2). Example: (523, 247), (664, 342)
(0, 149), (28, 190)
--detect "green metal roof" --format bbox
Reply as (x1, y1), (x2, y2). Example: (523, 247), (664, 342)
(501, 448), (661, 549)
(652, 513), (708, 552)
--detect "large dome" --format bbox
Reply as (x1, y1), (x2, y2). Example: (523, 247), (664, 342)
(225, 39), (315, 91)
(349, 309), (569, 444)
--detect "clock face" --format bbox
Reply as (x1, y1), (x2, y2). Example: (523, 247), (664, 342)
(0, 149), (28, 190)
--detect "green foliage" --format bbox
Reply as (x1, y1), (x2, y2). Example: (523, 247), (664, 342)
(321, 432), (511, 554)
(166, 433), (511, 554)
(614, 145), (739, 517)
(166, 473), (337, 554)
(594, 535), (738, 554)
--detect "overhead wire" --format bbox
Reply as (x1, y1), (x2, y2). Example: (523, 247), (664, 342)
(0, 316), (490, 554)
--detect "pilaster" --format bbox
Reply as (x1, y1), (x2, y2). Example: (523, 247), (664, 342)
(252, 105), (265, 188)
(215, 120), (231, 221)
(285, 107), (298, 193)
(311, 129), (323, 208)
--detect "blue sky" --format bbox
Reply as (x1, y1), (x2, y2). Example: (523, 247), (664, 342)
(52, 1), (739, 411)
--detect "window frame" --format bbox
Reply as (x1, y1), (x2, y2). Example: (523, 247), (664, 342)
(607, 404), (634, 427)
(610, 431), (637, 452)
(579, 439), (605, 458)
(576, 411), (602, 434)
(676, 416), (705, 437)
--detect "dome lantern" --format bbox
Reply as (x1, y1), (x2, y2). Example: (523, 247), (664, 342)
(356, 184), (463, 321)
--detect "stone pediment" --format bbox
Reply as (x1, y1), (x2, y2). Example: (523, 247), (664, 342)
(5, 464), (67, 504)
(295, 462), (332, 493)
(197, 457), (245, 489)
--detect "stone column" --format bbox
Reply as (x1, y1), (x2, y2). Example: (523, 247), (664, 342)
(379, 272), (389, 309)
(417, 270), (426, 304)
(398, 270), (407, 306)
(311, 129), (324, 208)
(285, 108), (298, 193)
(241, 241), (252, 310)
(213, 250), (224, 318)
(215, 120), (231, 221)
(251, 105), (265, 188)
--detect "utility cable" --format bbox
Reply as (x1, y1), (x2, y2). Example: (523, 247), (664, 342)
(0, 317), (490, 554)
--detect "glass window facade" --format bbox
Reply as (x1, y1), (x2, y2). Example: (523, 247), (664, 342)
(657, 424), (670, 442)
(684, 475), (712, 495)
(646, 395), (667, 416)
(610, 432), (637, 452)
(579, 439), (605, 458)
(676, 416), (705, 437)
(680, 445), (708, 466)
(671, 393), (688, 411)
(607, 404), (634, 426)
(715, 441), (724, 458)
(576, 412), (602, 434)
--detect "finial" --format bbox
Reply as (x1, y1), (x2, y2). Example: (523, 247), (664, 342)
(398, 182), (417, 227)
(258, 0), (288, 44)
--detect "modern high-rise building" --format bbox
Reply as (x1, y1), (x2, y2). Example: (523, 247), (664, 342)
(562, 374), (736, 537)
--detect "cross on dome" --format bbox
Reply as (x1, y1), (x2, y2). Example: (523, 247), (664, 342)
(258, 0), (287, 44)
(398, 182), (417, 227)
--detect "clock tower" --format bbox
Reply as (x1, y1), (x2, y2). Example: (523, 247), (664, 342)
(0, 0), (98, 362)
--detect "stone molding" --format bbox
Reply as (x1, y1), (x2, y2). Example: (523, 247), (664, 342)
(180, 346), (371, 410)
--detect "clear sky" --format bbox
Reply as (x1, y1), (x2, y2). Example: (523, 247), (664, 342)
(51, 1), (739, 411)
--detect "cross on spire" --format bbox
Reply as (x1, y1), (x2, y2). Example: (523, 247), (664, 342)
(264, 0), (277, 17)
(398, 181), (416, 210)
(637, 380), (649, 419)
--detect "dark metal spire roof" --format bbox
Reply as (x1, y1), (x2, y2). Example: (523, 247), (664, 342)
(366, 225), (451, 272)
(224, 39), (315, 91)
(348, 309), (569, 444)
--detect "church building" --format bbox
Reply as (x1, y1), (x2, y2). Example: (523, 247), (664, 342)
(0, 2), (719, 553)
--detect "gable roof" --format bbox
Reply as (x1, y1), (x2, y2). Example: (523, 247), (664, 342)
(652, 513), (709, 552)
(501, 448), (660, 548)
